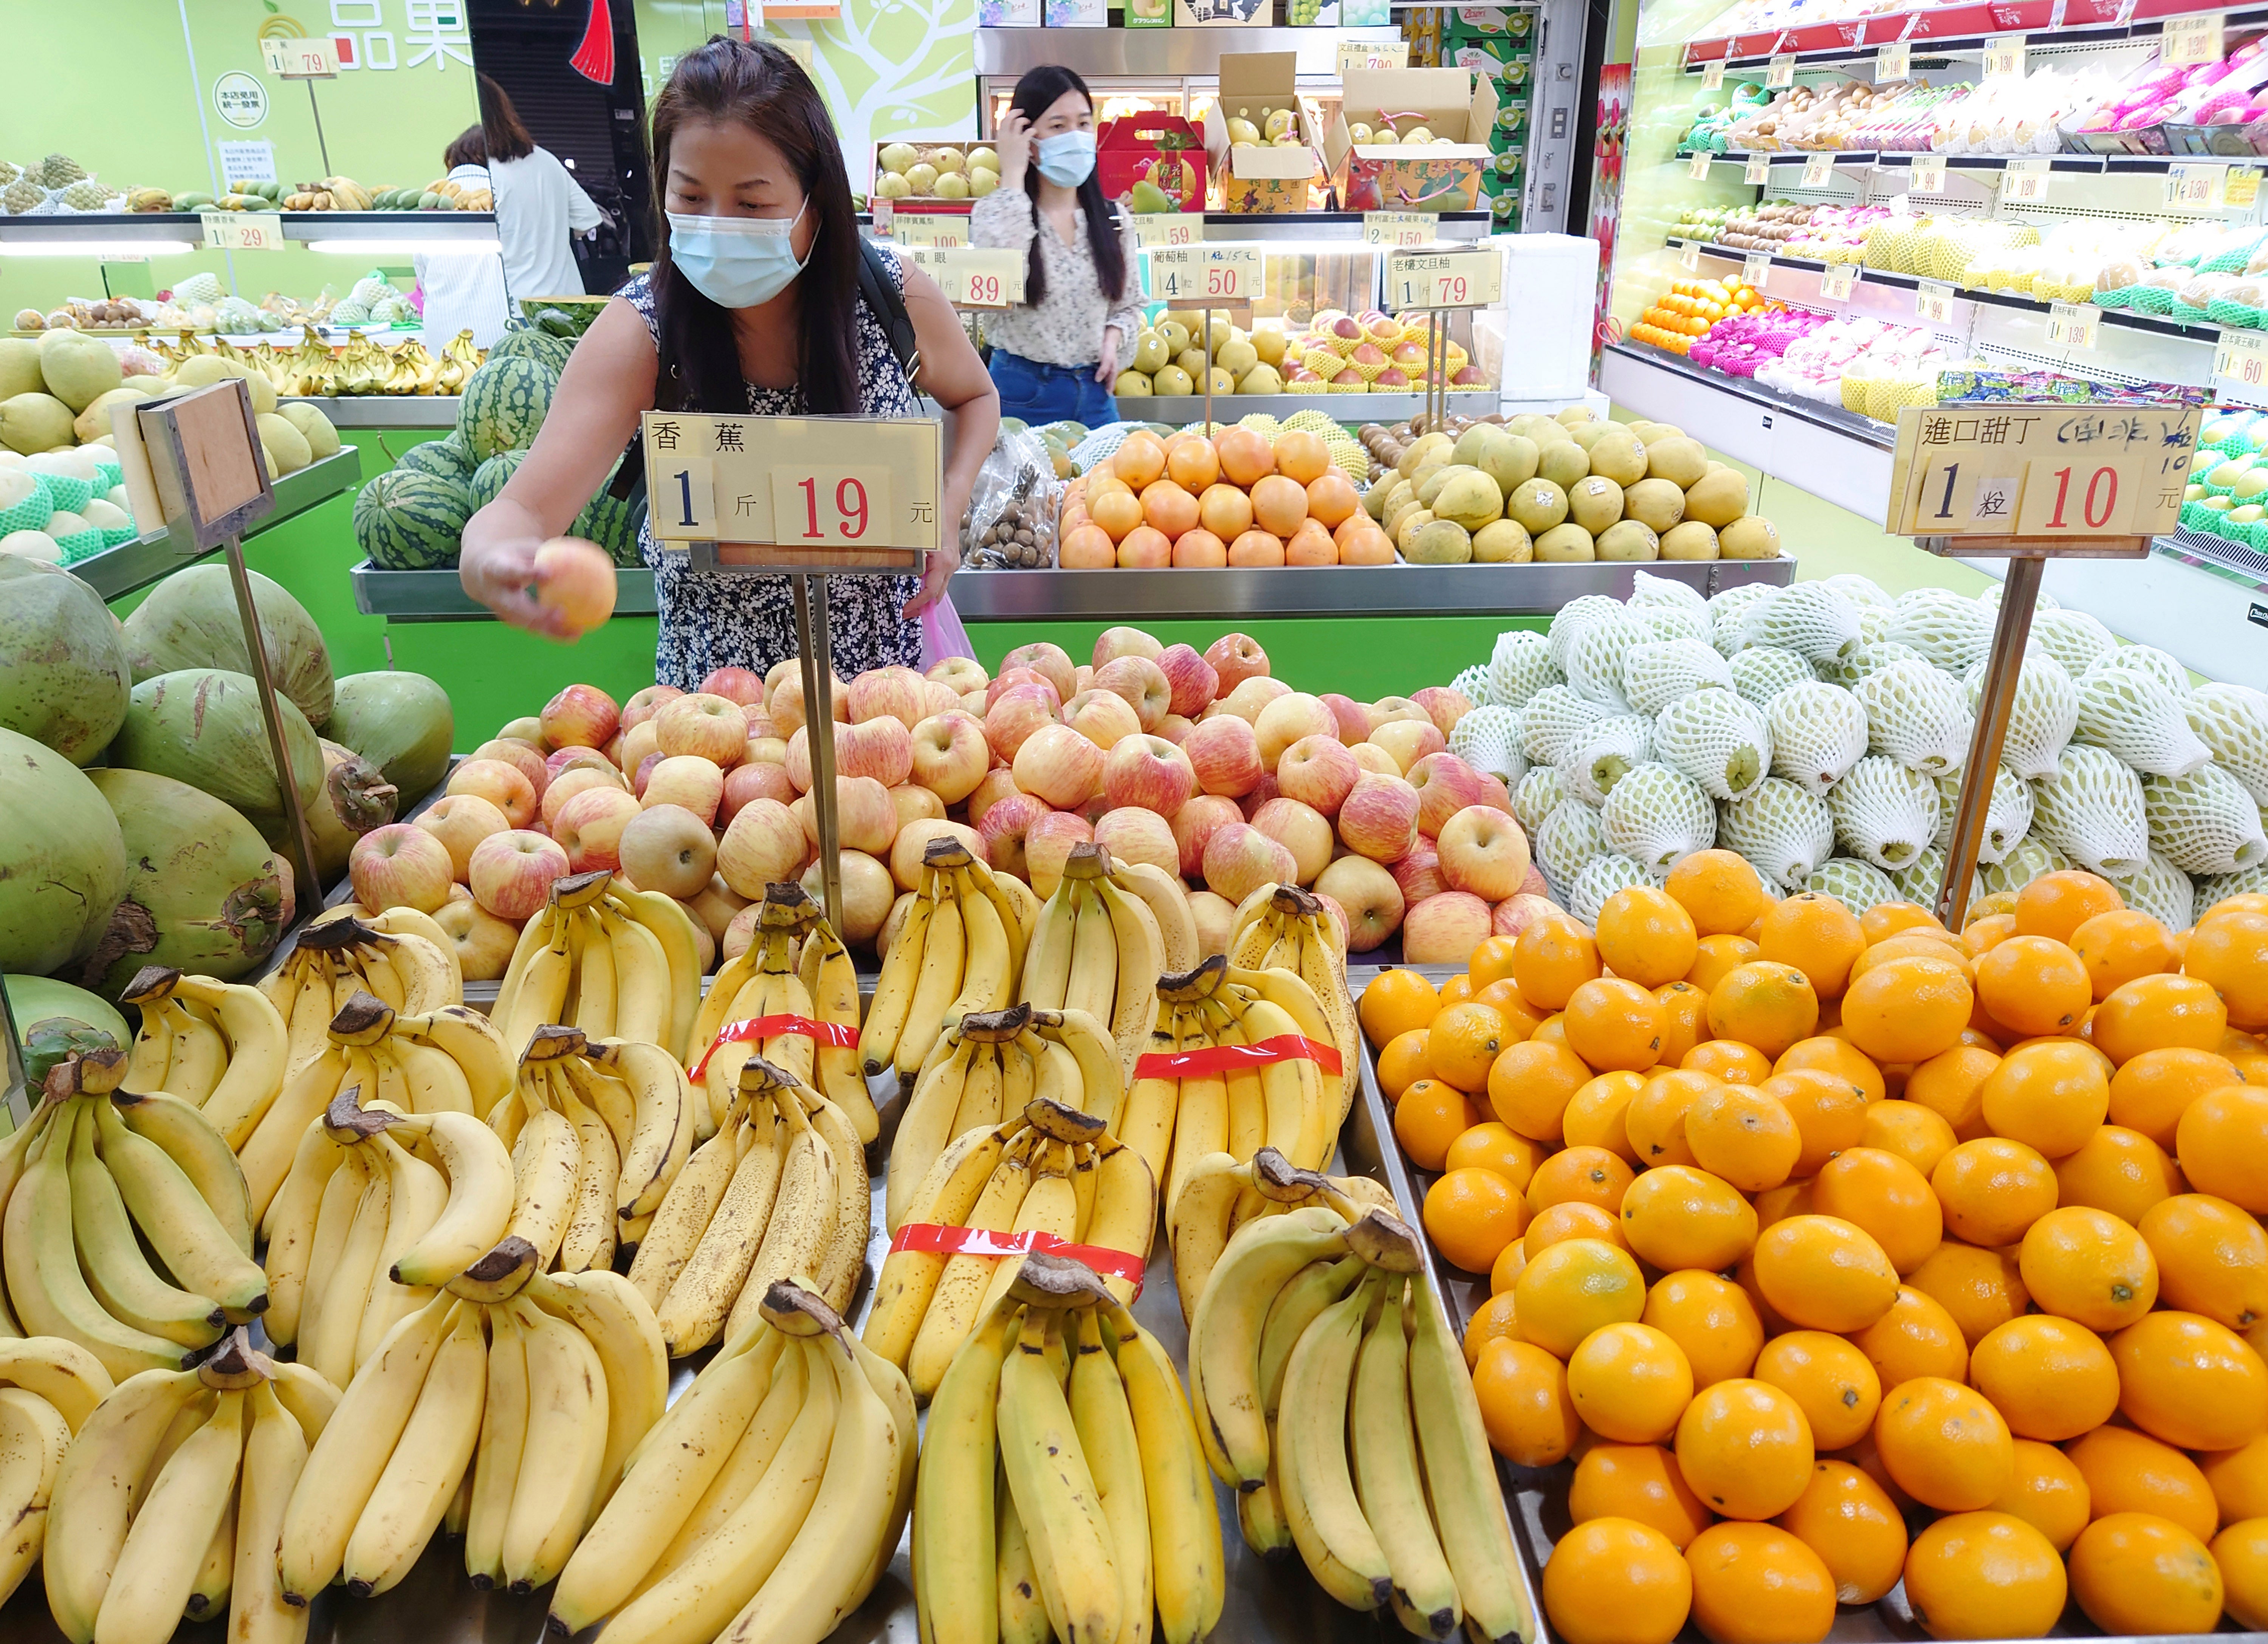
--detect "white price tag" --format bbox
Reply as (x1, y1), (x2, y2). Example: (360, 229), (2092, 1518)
(1766, 53), (1796, 87)
(1890, 191), (1911, 214)
(198, 211), (287, 252)
(1983, 34), (2026, 77)
(2162, 11), (2224, 66)
(2004, 156), (2050, 203)
(1362, 212), (1435, 248)
(1801, 151), (1835, 188)
(1681, 241), (1703, 272)
(891, 212), (965, 247)
(2215, 330), (2268, 403)
(1877, 40), (1910, 79)
(1915, 279), (1957, 327)
(1910, 154), (1947, 194)
(1386, 247), (1504, 309)
(261, 36), (339, 77)
(1690, 150), (1715, 180)
(1822, 262), (1857, 299)
(1745, 152), (1772, 184)
(2046, 301), (2100, 349)
(2168, 162), (2225, 208)
(1336, 39), (1409, 73)
(1743, 252), (1772, 289)
(905, 245), (1027, 308)
(1149, 244), (1260, 303)
(1701, 57), (1726, 88)
(1132, 213), (1204, 248)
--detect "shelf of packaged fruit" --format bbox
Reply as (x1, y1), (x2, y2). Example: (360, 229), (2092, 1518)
(72, 448), (363, 602)
(1680, 0), (2268, 64)
(866, 212), (1495, 243)
(1121, 389), (1503, 420)
(350, 560), (658, 620)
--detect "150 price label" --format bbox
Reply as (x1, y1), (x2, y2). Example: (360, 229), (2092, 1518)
(1362, 212), (1435, 248)
(2046, 301), (2099, 349)
(1915, 279), (1957, 327)
(2216, 331), (2268, 403)
(1386, 248), (1503, 308)
(2004, 156), (2050, 203)
(2167, 162), (2225, 208)
(1147, 244), (1260, 302)
(1132, 213), (1203, 248)
(199, 211), (287, 251)
(2162, 11), (2224, 65)
(1822, 262), (1857, 299)
(1910, 154), (1947, 195)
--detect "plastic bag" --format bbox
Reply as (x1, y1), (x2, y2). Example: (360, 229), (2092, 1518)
(920, 593), (976, 668)
(961, 425), (1060, 570)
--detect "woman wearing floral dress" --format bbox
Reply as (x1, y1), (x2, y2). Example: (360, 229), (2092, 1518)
(459, 37), (998, 683)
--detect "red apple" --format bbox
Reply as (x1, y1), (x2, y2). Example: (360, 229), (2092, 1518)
(1156, 644), (1220, 718)
(1012, 724), (1106, 810)
(966, 767), (1022, 829)
(1182, 716), (1265, 799)
(716, 797), (807, 898)
(689, 875), (749, 944)
(545, 746), (618, 786)
(469, 739), (548, 801)
(616, 720), (661, 779)
(1102, 734), (1198, 817)
(654, 693), (748, 766)
(921, 680), (961, 721)
(698, 666), (767, 708)
(1092, 625), (1164, 669)
(1171, 794), (1242, 880)
(1218, 676), (1292, 725)
(722, 902), (762, 963)
(349, 823), (455, 915)
(985, 667), (1062, 714)
(553, 786), (642, 873)
(1276, 736), (1360, 818)
(928, 656), (989, 696)
(1000, 640), (1076, 703)
(1091, 655), (1172, 732)
(1155, 714), (1194, 745)
(530, 539), (616, 638)
(1238, 772), (1281, 820)
(745, 734), (787, 768)
(541, 766), (618, 831)
(908, 711), (990, 804)
(1064, 688), (1142, 752)
(765, 658), (803, 695)
(541, 683), (621, 750)
(1493, 890), (1560, 939)
(618, 804), (718, 899)
(890, 819), (987, 892)
(828, 717), (915, 788)
(1391, 841), (1448, 905)
(720, 759), (796, 827)
(448, 758), (538, 829)
(800, 849), (894, 945)
(621, 684), (685, 733)
(767, 671), (850, 741)
(985, 684), (1064, 764)
(1410, 685), (1473, 736)
(434, 893), (521, 982)
(632, 752), (665, 799)
(1189, 888), (1237, 957)
(1204, 632), (1270, 693)
(1202, 822), (1297, 905)
(1314, 856), (1404, 952)
(1311, 893), (1352, 958)
(890, 783), (945, 831)
(1350, 743), (1402, 779)
(1250, 797), (1332, 884)
(1437, 805), (1532, 901)
(1321, 692), (1374, 745)
(976, 791), (1049, 881)
(496, 716), (547, 749)
(847, 664), (930, 729)
(960, 688), (991, 716)
(1402, 890), (1495, 964)
(468, 829), (570, 922)
(642, 755), (726, 826)
(1338, 773), (1421, 863)
(1370, 695), (1433, 728)
(1092, 807), (1179, 877)
(795, 775), (898, 857)
(1254, 693), (1338, 770)
(1408, 752), (1497, 838)
(414, 793), (510, 881)
(1026, 811), (1096, 898)
(1369, 719), (1448, 774)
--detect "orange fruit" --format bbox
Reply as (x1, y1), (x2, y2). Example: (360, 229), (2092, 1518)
(1528, 1146), (1637, 1217)
(2112, 1309), (2268, 1452)
(2094, 973), (2230, 1066)
(1515, 916), (1603, 1012)
(1842, 953), (1975, 1065)
(1705, 963), (1820, 1059)
(1471, 980), (1546, 1041)
(1394, 1078), (1484, 1170)
(1525, 1200), (1628, 1260)
(1978, 1040), (2110, 1159)
(2070, 1513), (2225, 1635)
(1674, 1378), (1815, 1520)
(2215, 1519), (2268, 1630)
(1531, 1013), (1566, 1045)
(1088, 488), (1145, 542)
(1596, 887), (1700, 988)
(1860, 1100), (1959, 1178)
(1753, 1179), (1814, 1232)
(1687, 933), (1761, 992)
(1541, 1516), (1693, 1644)
(1439, 973), (1476, 1008)
(2053, 1124), (2183, 1228)
(1686, 1083), (1803, 1193)
(1863, 900), (1946, 944)
(1139, 479), (1200, 539)
(1488, 1038), (1593, 1143)
(2187, 909), (2268, 1032)
(1472, 1336), (1582, 1466)
(1570, 1443), (1713, 1549)
(1515, 1238), (1647, 1359)
(1568, 1322), (1696, 1444)
(1112, 430), (1168, 487)
(1163, 433), (1219, 492)
(2017, 1205), (2158, 1331)
(1851, 1284), (1971, 1387)
(1359, 967), (1440, 1046)
(1850, 930), (1972, 984)
(1904, 1044), (2002, 1142)
(1901, 1511), (2069, 1641)
(1763, 1068), (1870, 1177)
(1754, 1330), (1881, 1449)
(1621, 1165), (1759, 1273)
(2107, 1047), (2241, 1150)
(1751, 1214), (1899, 1332)
(1463, 1289), (1523, 1366)
(1424, 1165), (1529, 1274)
(1624, 1068), (1715, 1170)
(1812, 1147), (1943, 1275)
(2205, 892), (2268, 921)
(1961, 910), (2018, 957)
(2069, 1422), (2221, 1542)
(2014, 869), (2124, 944)
(1272, 428), (1330, 486)
(1490, 1238), (1528, 1297)
(1563, 1072), (1645, 1166)
(1907, 1241), (2030, 1349)
(2177, 1083), (2268, 1213)
(1966, 1314), (2120, 1441)
(1974, 934), (2092, 1038)
(1988, 1439), (2093, 1551)
(2139, 1193), (2268, 1331)
(1873, 1375), (2015, 1511)
(1644, 1268), (1766, 1388)
(1427, 1002), (1510, 1094)
(1666, 849), (1768, 937)
(1774, 1036), (1887, 1104)
(1682, 1038), (1772, 1085)
(1684, 1523), (1836, 1644)
(1931, 1137), (2059, 1248)
(1758, 893), (1867, 1000)
(1375, 1028), (1432, 1102)
(1212, 425), (1274, 487)
(1564, 978), (1669, 1073)
(2071, 908), (2179, 999)
(2201, 1436), (2268, 1523)
(1655, 981), (1710, 1066)
(1775, 1459), (1908, 1604)
(1444, 1120), (1547, 1190)
(1468, 934), (1521, 989)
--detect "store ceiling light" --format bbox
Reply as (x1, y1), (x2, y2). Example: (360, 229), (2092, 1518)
(307, 238), (501, 255)
(0, 240), (197, 256)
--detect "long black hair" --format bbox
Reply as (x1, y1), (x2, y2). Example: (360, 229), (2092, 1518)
(647, 37), (864, 417)
(1008, 65), (1126, 310)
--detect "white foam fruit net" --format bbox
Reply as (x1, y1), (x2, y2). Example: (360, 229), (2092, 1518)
(2197, 862), (2268, 923)
(1890, 845), (1981, 913)
(1829, 755), (1943, 872)
(1514, 765), (1569, 838)
(1858, 606), (1895, 646)
(2141, 763), (2268, 876)
(1631, 569), (1712, 621)
(1854, 658), (1975, 777)
(1719, 777), (1837, 891)
(2074, 665), (2213, 779)
(2030, 607), (2119, 678)
(1519, 685), (1613, 765)
(1602, 762), (1718, 873)
(2091, 645), (2189, 697)
(1636, 603), (1715, 646)
(1559, 714), (1656, 807)
(1535, 796), (1608, 897)
(1888, 587), (1995, 672)
(1808, 857), (1903, 914)
(2031, 744), (2151, 874)
(2106, 851), (2197, 933)
(2187, 683), (2268, 805)
(1549, 595), (1629, 671)
(1969, 652), (2079, 781)
(1931, 765), (2034, 863)
(1732, 646), (1817, 707)
(1981, 837), (2074, 897)
(1815, 640), (1928, 691)
(1980, 582), (2056, 612)
(1745, 583), (1865, 665)
(1448, 704), (1528, 783)
(1566, 614), (1655, 711)
(1451, 664), (1496, 707)
(1822, 573), (1895, 612)
(1768, 681), (1871, 796)
(1624, 638), (1736, 716)
(1709, 584), (1777, 658)
(1569, 853), (1659, 925)
(1656, 688), (1773, 802)
(1489, 629), (1561, 708)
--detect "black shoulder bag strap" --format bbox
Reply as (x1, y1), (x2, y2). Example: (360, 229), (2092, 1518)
(858, 237), (923, 389)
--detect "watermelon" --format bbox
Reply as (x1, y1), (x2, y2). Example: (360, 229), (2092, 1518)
(467, 448), (529, 513)
(355, 468), (473, 569)
(576, 489), (642, 567)
(488, 325), (574, 375)
(393, 434), (477, 486)
(457, 356), (556, 461)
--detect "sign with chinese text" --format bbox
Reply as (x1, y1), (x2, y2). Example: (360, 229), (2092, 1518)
(1801, 152), (1834, 188)
(1877, 40), (1910, 78)
(1337, 39), (1409, 73)
(1701, 57), (1725, 89)
(1147, 244), (1260, 303)
(1766, 54), (1796, 87)
(1681, 241), (1703, 272)
(1910, 154), (1947, 194)
(1822, 263), (1857, 299)
(217, 141), (277, 186)
(890, 212), (965, 247)
(2167, 162), (2225, 208)
(262, 36), (341, 77)
(1888, 404), (2198, 539)
(1742, 253), (1771, 290)
(1744, 152), (1771, 184)
(2215, 331), (2268, 405)
(1132, 213), (1204, 249)
(1386, 247), (1503, 309)
(1914, 280), (1957, 327)
(1689, 151), (1713, 180)
(2163, 12), (2224, 65)
(903, 245), (1025, 308)
(212, 72), (268, 130)
(1983, 34), (2026, 77)
(199, 212), (288, 252)
(2046, 302), (2099, 349)
(2004, 156), (2050, 203)
(640, 412), (942, 559)
(1363, 212), (1435, 248)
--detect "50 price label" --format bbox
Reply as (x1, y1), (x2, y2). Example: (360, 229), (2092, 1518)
(199, 211), (286, 251)
(1147, 244), (1259, 302)
(771, 467), (892, 546)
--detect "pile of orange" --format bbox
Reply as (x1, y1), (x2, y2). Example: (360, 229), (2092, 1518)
(1359, 854), (2268, 1643)
(1057, 426), (1391, 570)
(1628, 277), (1771, 355)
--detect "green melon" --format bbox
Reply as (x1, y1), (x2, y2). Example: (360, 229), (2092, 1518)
(457, 355), (556, 461)
(393, 434), (477, 486)
(488, 325), (574, 375)
(354, 468), (473, 570)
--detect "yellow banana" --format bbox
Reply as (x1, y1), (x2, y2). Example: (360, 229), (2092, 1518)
(997, 1308), (1123, 1644)
(341, 1299), (486, 1596)
(896, 886), (965, 1080)
(859, 883), (933, 1076)
(94, 1387), (246, 1644)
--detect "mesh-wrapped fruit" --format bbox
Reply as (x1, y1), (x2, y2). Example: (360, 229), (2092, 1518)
(59, 179), (113, 211)
(1656, 687), (1771, 803)
(1448, 703), (1527, 783)
(1829, 755), (1942, 872)
(1630, 570), (1713, 643)
(2196, 862), (2268, 922)
(1, 177), (41, 215)
(1767, 681), (1870, 796)
(1719, 776), (1836, 891)
(1570, 853), (1658, 925)
(1708, 584), (1776, 657)
(1602, 761), (1717, 873)
(2031, 744), (2150, 874)
(1888, 587), (1994, 672)
(2074, 664), (2212, 779)
(1519, 684), (1614, 765)
(1969, 652), (2078, 781)
(1731, 646), (1815, 707)
(1932, 765), (2032, 864)
(1549, 594), (1628, 671)
(2105, 851), (2196, 934)
(1821, 573), (1894, 612)
(1980, 582), (2054, 612)
(1981, 837), (2073, 897)
(1624, 637), (1735, 716)
(1854, 657), (1974, 776)
(1744, 583), (1862, 665)
(1451, 663), (1495, 707)
(2141, 763), (2268, 876)
(2030, 607), (2119, 678)
(1858, 606), (1895, 646)
(1559, 714), (1656, 807)
(1536, 796), (1608, 897)
(1565, 613), (1654, 711)
(1515, 765), (1569, 839)
(1807, 856), (1902, 914)
(1815, 640), (1927, 690)
(2091, 645), (2189, 697)
(1889, 846), (1980, 913)
(1489, 629), (1559, 706)
(2186, 683), (2268, 804)
(38, 153), (86, 186)
(1635, 603), (1713, 646)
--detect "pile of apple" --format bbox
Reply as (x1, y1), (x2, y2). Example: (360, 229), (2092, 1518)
(357, 626), (1555, 979)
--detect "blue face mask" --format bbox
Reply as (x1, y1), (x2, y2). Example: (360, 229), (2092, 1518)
(666, 203), (809, 308)
(1035, 130), (1097, 187)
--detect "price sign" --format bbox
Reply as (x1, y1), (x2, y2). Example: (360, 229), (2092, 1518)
(1363, 212), (1435, 248)
(2167, 162), (2225, 208)
(2004, 155), (2051, 203)
(1682, 241), (1703, 272)
(641, 412), (941, 559)
(1910, 154), (1947, 194)
(1148, 244), (1261, 302)
(1877, 40), (1910, 78)
(1743, 252), (1772, 289)
(891, 212), (965, 247)
(198, 211), (287, 252)
(1336, 39), (1409, 73)
(1889, 191), (1911, 214)
(2046, 301), (2100, 349)
(905, 245), (1026, 308)
(1983, 34), (2026, 77)
(1889, 402), (2198, 538)
(1767, 53), (1797, 87)
(1386, 247), (1503, 308)
(1745, 152), (1772, 184)
(1801, 151), (1835, 187)
(260, 36), (339, 77)
(2162, 11), (2224, 65)
(1822, 262), (1857, 299)
(1915, 279), (1958, 327)
(2215, 331), (2268, 404)
(2229, 167), (2262, 208)
(1701, 57), (1726, 88)
(1689, 150), (1714, 180)
(1132, 213), (1204, 248)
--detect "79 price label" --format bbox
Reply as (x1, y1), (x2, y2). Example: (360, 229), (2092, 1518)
(771, 467), (893, 547)
(1387, 248), (1503, 309)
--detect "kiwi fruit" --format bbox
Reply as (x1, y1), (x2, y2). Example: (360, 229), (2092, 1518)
(1624, 477), (1687, 534)
(1507, 478), (1569, 533)
(1659, 520), (1721, 560)
(1568, 474), (1625, 535)
(1586, 431), (1649, 488)
(1596, 519), (1661, 561)
(1473, 519), (1533, 562)
(1537, 440), (1591, 490)
(1683, 468), (1751, 528)
(1644, 435), (1708, 488)
(1534, 522), (1597, 561)
(1718, 514), (1782, 558)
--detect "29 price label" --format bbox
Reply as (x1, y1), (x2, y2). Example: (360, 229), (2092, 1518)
(199, 211), (287, 252)
(772, 468), (892, 546)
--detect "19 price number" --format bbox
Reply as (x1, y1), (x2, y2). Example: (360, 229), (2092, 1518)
(771, 467), (893, 546)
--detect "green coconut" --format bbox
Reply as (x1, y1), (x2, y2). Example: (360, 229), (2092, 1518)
(0, 726), (127, 976)
(109, 668), (326, 837)
(0, 558), (131, 764)
(84, 767), (288, 993)
(122, 564), (334, 728)
(3, 973), (130, 1054)
(323, 671), (455, 803)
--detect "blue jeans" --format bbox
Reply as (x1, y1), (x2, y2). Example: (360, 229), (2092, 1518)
(990, 349), (1116, 427)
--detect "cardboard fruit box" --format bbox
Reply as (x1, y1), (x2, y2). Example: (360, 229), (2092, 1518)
(1325, 67), (1498, 213)
(1099, 113), (1208, 212)
(1202, 52), (1326, 214)
(869, 139), (1001, 206)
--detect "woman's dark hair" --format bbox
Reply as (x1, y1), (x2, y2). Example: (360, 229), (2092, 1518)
(1008, 65), (1124, 311)
(647, 37), (863, 417)
(477, 74), (535, 164)
(444, 126), (486, 170)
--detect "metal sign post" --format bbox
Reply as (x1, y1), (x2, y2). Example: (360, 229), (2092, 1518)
(1385, 245), (1502, 431)
(0, 981), (26, 1131)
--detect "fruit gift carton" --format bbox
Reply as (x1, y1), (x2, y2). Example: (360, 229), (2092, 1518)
(1100, 115), (1207, 212)
(1325, 67), (1498, 213)
(869, 140), (1001, 207)
(1202, 53), (1325, 214)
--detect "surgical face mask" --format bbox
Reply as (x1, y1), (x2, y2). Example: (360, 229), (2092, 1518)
(1035, 129), (1097, 187)
(666, 202), (809, 308)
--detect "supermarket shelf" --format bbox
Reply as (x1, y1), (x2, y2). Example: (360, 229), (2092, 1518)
(1680, 0), (2268, 63)
(978, 24), (1405, 76)
(865, 211), (1494, 243)
(283, 394), (461, 428)
(353, 561), (657, 620)
(0, 212), (497, 248)
(1683, 149), (2245, 177)
(1124, 389), (1501, 420)
(73, 448), (364, 601)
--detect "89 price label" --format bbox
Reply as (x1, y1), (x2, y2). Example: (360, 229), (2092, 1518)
(771, 467), (893, 546)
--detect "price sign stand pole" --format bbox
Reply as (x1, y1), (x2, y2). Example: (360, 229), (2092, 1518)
(791, 576), (846, 938)
(306, 82), (334, 180)
(1424, 310), (1449, 431)
(0, 982), (25, 1131)
(1934, 550), (2046, 932)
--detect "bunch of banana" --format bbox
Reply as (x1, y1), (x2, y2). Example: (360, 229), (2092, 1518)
(884, 1001), (1124, 1229)
(235, 990), (513, 1227)
(256, 906), (461, 1079)
(626, 1055), (868, 1357)
(1122, 954), (1346, 1222)
(1019, 843), (1172, 1086)
(861, 836), (1035, 1084)
(259, 1090), (517, 1391)
(493, 869), (703, 1061)
(0, 1048), (266, 1381)
(42, 1327), (339, 1644)
(485, 1025), (699, 1277)
(1185, 1204), (1532, 1643)
(276, 1236), (666, 1602)
(1167, 1145), (1399, 1323)
(691, 882), (875, 1144)
(1225, 883), (1361, 1102)
(433, 328), (481, 394)
(119, 966), (288, 1150)
(866, 1087), (1156, 1401)
(0, 1338), (116, 1611)
(912, 1253), (1225, 1644)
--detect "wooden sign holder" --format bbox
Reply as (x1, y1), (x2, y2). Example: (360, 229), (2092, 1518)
(0, 983), (24, 1130)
